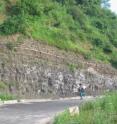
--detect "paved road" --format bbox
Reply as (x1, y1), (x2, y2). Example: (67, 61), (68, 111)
(0, 99), (84, 124)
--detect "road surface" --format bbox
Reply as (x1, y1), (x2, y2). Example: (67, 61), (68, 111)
(0, 99), (83, 124)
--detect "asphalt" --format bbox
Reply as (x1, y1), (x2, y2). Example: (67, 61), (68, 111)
(0, 99), (83, 124)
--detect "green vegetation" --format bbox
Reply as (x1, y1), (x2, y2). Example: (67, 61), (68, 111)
(68, 63), (78, 72)
(54, 92), (117, 124)
(0, 94), (15, 101)
(0, 0), (117, 67)
(0, 81), (15, 101)
(0, 81), (7, 89)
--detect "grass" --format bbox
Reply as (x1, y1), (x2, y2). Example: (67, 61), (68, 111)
(54, 92), (117, 124)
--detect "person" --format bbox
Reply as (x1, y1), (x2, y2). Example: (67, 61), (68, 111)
(78, 84), (85, 100)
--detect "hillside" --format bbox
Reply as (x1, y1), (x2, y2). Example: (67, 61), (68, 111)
(0, 0), (117, 68)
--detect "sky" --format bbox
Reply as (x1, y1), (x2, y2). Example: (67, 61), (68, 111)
(110, 0), (117, 14)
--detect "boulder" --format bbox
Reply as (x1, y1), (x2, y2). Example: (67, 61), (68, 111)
(69, 106), (79, 116)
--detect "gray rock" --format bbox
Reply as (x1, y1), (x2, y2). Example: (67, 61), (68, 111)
(0, 44), (117, 98)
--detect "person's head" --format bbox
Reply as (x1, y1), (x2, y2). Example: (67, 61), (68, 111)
(79, 83), (82, 86)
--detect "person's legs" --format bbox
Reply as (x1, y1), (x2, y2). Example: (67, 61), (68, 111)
(80, 92), (83, 100)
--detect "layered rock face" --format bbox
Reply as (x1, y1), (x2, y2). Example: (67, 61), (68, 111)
(0, 40), (117, 98)
(0, 61), (117, 98)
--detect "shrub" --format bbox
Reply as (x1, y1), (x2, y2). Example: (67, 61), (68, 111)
(18, 0), (42, 16)
(84, 52), (92, 60)
(103, 43), (113, 54)
(110, 52), (117, 69)
(93, 38), (105, 48)
(0, 15), (26, 35)
(68, 6), (87, 26)
(0, 94), (15, 101)
(0, 81), (7, 89)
